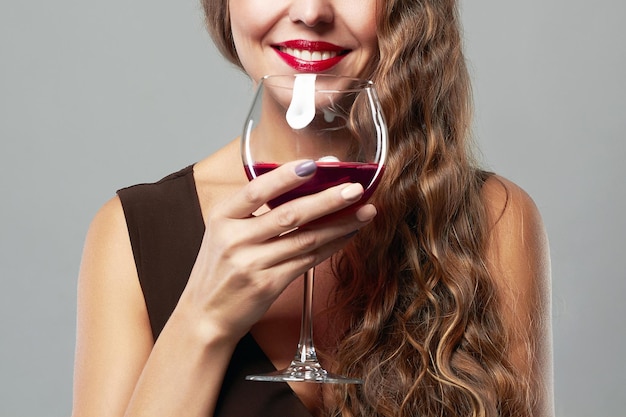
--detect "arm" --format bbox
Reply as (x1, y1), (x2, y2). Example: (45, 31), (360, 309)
(71, 161), (377, 417)
(72, 195), (247, 417)
(482, 175), (555, 417)
(72, 196), (156, 416)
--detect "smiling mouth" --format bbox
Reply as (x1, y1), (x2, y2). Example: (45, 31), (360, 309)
(272, 39), (351, 72)
(272, 41), (350, 72)
(275, 46), (346, 61)
(273, 40), (350, 61)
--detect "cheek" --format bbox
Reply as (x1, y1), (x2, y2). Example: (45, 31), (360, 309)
(229, 1), (254, 46)
(229, 1), (278, 68)
(229, 0), (274, 44)
(344, 3), (378, 51)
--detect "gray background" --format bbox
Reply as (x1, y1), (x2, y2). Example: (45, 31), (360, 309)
(1, 0), (624, 416)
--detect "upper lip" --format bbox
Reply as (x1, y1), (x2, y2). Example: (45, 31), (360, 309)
(272, 40), (350, 60)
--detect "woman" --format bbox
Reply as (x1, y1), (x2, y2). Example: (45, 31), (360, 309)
(72, 0), (554, 416)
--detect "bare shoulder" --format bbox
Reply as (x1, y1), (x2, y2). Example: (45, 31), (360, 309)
(73, 196), (153, 416)
(481, 174), (554, 416)
(79, 194), (150, 338)
(80, 195), (139, 281)
(480, 174), (550, 284)
(482, 175), (544, 233)
(86, 195), (127, 243)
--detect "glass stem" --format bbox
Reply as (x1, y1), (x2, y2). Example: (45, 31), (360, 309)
(294, 267), (320, 364)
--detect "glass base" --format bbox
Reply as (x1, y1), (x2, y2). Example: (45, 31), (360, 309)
(246, 361), (362, 384)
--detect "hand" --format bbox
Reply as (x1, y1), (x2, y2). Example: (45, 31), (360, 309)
(179, 160), (377, 344)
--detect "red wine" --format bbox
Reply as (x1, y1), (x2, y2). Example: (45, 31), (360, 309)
(245, 162), (384, 208)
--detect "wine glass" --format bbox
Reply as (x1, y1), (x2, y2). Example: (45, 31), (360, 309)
(241, 74), (387, 383)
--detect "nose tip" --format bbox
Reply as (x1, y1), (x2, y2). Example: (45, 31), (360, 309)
(289, 0), (334, 27)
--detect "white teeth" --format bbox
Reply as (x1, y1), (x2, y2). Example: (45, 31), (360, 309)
(280, 47), (338, 61)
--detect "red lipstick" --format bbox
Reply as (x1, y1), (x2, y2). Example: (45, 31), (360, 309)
(273, 40), (350, 72)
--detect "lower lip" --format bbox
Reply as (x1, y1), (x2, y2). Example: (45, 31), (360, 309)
(274, 49), (347, 72)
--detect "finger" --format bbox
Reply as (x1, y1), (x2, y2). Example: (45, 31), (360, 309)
(260, 228), (363, 293)
(222, 160), (318, 219)
(248, 181), (368, 241)
(242, 203), (377, 271)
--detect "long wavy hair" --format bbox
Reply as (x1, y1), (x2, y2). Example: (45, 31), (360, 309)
(202, 1), (531, 416)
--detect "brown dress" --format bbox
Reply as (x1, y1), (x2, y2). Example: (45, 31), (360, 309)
(117, 165), (313, 417)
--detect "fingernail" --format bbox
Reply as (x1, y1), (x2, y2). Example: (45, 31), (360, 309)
(295, 160), (316, 177)
(340, 183), (364, 202)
